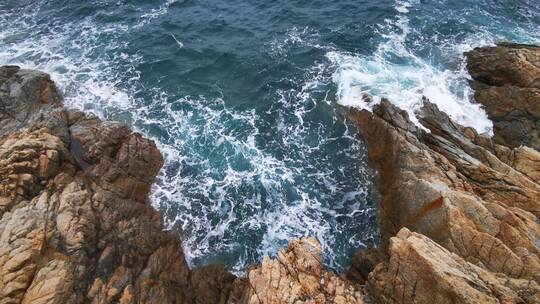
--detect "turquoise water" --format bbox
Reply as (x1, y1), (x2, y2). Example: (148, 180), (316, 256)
(1, 0), (538, 273)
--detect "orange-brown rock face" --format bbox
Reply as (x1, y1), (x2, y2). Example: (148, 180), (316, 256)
(241, 238), (365, 304)
(0, 66), (237, 304)
(466, 43), (540, 150)
(369, 229), (540, 304)
(348, 43), (540, 303)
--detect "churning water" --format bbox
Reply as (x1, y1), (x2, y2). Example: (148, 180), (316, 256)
(1, 0), (538, 273)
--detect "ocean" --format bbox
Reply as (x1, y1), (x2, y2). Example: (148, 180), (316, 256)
(1, 0), (538, 274)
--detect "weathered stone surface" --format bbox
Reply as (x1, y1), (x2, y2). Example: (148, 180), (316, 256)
(368, 228), (540, 304)
(241, 238), (365, 304)
(347, 43), (540, 303)
(0, 66), (217, 304)
(466, 43), (540, 150)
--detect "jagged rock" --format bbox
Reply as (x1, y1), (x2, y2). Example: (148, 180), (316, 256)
(241, 238), (365, 304)
(0, 65), (367, 304)
(349, 99), (540, 302)
(4, 42), (540, 304)
(368, 228), (540, 304)
(466, 43), (540, 150)
(0, 66), (197, 304)
(347, 43), (540, 303)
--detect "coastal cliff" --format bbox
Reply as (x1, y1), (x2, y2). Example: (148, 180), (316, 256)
(0, 66), (241, 303)
(1, 42), (539, 304)
(348, 43), (540, 303)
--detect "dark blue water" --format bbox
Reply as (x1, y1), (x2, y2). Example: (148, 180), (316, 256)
(1, 0), (538, 273)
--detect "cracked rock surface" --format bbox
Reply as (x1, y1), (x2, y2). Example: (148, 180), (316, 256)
(0, 66), (237, 304)
(466, 43), (540, 151)
(241, 238), (365, 304)
(348, 43), (540, 303)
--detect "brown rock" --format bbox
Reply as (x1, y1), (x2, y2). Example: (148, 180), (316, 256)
(242, 238), (365, 304)
(368, 228), (540, 304)
(0, 65), (236, 304)
(466, 43), (540, 150)
(466, 43), (540, 88)
(347, 43), (540, 303)
(190, 264), (239, 304)
(512, 146), (540, 183)
(346, 247), (384, 285)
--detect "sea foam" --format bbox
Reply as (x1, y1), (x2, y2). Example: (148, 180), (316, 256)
(327, 0), (494, 134)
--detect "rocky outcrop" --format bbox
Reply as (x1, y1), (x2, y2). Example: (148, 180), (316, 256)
(369, 229), (540, 304)
(346, 43), (540, 303)
(0, 66), (363, 304)
(0, 66), (239, 304)
(466, 43), (540, 150)
(240, 238), (365, 304)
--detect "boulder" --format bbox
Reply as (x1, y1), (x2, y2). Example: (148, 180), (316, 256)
(241, 238), (365, 304)
(466, 43), (540, 150)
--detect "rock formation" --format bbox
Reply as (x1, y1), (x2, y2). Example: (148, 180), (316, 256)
(0, 66), (360, 303)
(347, 43), (540, 303)
(1, 42), (540, 304)
(241, 238), (365, 304)
(466, 43), (540, 150)
(0, 66), (239, 304)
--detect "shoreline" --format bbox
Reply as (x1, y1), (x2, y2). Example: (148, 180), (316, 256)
(1, 42), (539, 303)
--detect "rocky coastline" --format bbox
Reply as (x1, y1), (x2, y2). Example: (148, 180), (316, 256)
(0, 43), (539, 303)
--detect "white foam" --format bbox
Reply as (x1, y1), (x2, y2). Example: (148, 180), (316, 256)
(12, 0), (539, 276)
(327, 0), (494, 134)
(137, 0), (180, 27)
(143, 61), (376, 273)
(268, 26), (333, 58)
(171, 34), (184, 48)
